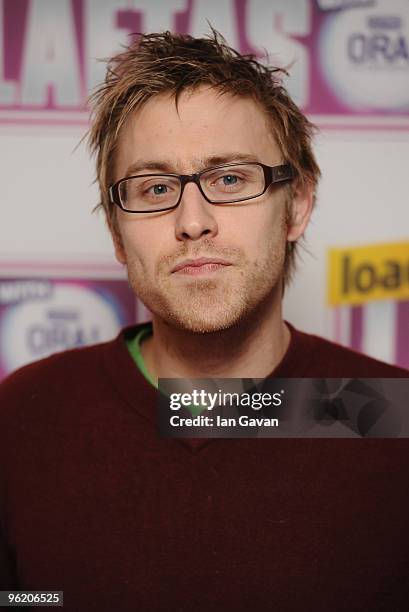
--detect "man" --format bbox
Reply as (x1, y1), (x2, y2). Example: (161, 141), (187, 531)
(0, 31), (408, 611)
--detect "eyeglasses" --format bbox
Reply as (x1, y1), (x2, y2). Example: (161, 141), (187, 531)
(109, 162), (295, 213)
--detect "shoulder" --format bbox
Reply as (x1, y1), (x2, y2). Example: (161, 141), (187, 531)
(0, 337), (117, 424)
(0, 323), (147, 424)
(286, 324), (408, 377)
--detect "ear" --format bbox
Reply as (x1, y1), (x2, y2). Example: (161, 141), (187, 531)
(108, 219), (127, 265)
(286, 180), (315, 242)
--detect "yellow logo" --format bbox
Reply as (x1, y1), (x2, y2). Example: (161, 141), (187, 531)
(328, 241), (409, 306)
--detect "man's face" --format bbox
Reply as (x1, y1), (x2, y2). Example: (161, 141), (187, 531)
(113, 87), (306, 334)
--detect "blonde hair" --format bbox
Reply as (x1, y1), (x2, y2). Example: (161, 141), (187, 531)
(88, 29), (320, 283)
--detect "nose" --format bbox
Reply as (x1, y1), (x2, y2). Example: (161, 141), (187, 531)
(174, 181), (218, 242)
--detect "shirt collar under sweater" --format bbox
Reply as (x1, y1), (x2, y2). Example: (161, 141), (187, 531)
(100, 321), (311, 453)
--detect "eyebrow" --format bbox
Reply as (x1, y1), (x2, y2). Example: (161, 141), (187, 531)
(124, 153), (261, 177)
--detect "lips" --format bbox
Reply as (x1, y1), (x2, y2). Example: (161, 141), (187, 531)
(171, 257), (232, 273)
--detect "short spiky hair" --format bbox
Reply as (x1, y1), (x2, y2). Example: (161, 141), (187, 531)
(88, 29), (320, 283)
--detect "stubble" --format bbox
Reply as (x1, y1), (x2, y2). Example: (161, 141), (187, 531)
(125, 234), (287, 334)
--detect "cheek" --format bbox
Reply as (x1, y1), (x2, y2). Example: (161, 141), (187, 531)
(118, 226), (148, 267)
(119, 220), (169, 275)
(228, 205), (287, 256)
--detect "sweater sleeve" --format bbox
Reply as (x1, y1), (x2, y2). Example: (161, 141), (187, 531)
(0, 524), (18, 588)
(0, 371), (20, 588)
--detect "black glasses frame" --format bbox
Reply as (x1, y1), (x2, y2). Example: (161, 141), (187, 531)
(109, 162), (295, 213)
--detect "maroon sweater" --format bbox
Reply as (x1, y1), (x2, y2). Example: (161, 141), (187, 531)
(0, 324), (408, 611)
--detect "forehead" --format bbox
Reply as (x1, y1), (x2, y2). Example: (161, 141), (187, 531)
(114, 86), (282, 178)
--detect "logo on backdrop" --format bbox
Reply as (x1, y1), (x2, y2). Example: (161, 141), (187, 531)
(328, 241), (409, 304)
(319, 0), (409, 110)
(328, 241), (409, 369)
(0, 0), (408, 127)
(0, 276), (137, 381)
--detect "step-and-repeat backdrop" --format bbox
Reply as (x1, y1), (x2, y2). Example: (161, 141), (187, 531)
(0, 0), (408, 379)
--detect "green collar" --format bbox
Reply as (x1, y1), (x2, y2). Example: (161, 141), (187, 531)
(125, 323), (204, 416)
(126, 323), (157, 388)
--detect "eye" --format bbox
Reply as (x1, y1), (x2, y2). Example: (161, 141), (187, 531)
(221, 174), (239, 186)
(151, 184), (168, 195)
(141, 180), (176, 198)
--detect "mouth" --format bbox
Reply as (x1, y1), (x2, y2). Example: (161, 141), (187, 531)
(171, 257), (233, 276)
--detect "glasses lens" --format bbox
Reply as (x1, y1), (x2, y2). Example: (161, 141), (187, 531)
(200, 164), (265, 203)
(119, 175), (181, 211)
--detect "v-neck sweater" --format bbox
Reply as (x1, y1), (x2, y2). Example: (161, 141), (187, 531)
(0, 323), (408, 611)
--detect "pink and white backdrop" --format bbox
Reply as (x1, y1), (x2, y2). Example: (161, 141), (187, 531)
(0, 0), (408, 379)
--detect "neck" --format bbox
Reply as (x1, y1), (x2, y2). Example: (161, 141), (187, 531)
(141, 288), (290, 382)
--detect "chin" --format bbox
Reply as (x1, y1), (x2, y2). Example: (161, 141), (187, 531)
(157, 297), (258, 335)
(165, 314), (241, 335)
(132, 266), (282, 334)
